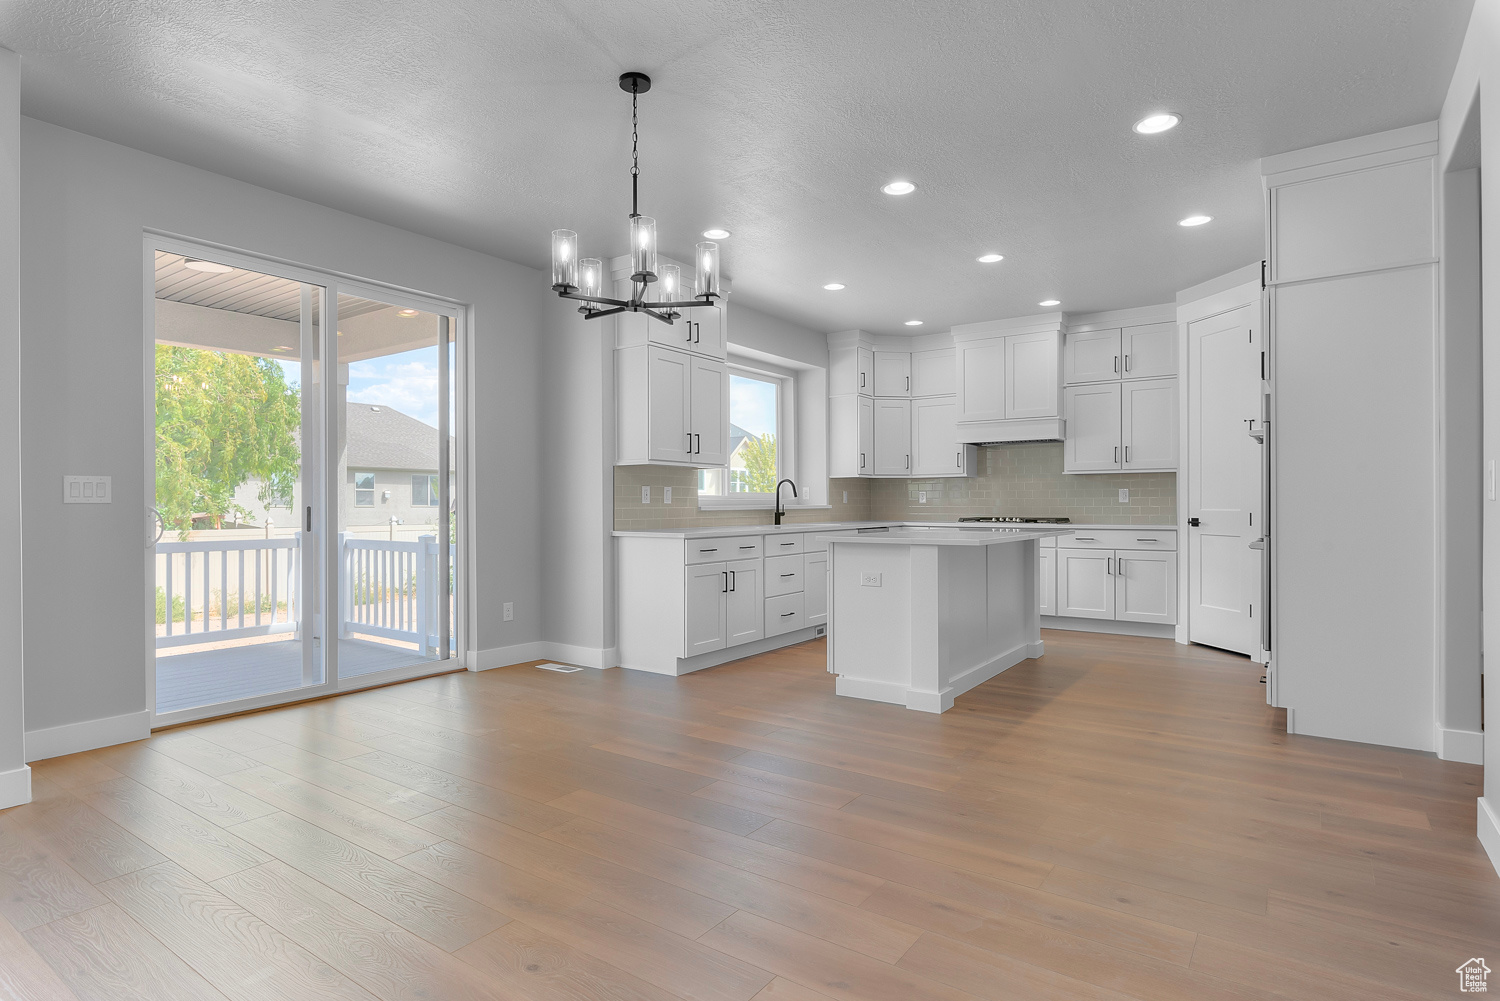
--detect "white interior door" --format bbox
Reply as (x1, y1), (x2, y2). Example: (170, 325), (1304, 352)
(1187, 302), (1261, 654)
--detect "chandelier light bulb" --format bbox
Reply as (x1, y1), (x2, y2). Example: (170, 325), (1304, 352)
(550, 229), (578, 289)
(630, 216), (658, 281)
(658, 264), (681, 303)
(579, 258), (603, 299)
(696, 242), (721, 299)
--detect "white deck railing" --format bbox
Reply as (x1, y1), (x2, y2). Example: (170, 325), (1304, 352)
(156, 532), (453, 656)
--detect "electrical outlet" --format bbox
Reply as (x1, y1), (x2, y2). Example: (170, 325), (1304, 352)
(842, 490), (848, 504)
(919, 490), (927, 504)
(663, 486), (672, 505)
(860, 572), (882, 587)
(1118, 488), (1129, 503)
(63, 475), (111, 503)
(503, 602), (514, 621)
(641, 485), (650, 504)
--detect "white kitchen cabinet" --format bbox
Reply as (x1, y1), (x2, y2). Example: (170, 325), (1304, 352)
(873, 351), (912, 397)
(1121, 321), (1176, 380)
(616, 345), (729, 467)
(765, 592), (806, 637)
(618, 304), (726, 361)
(956, 337), (1006, 422)
(724, 558), (763, 645)
(1005, 331), (1061, 419)
(1038, 548), (1056, 616)
(829, 394), (875, 477)
(1121, 378), (1177, 470)
(1063, 383), (1122, 471)
(872, 398), (913, 475)
(911, 347), (956, 397)
(805, 551), (829, 625)
(1063, 328), (1122, 384)
(1057, 548), (1116, 619)
(911, 397), (977, 477)
(684, 562), (729, 656)
(765, 553), (804, 597)
(1115, 550), (1175, 624)
(830, 345), (875, 396)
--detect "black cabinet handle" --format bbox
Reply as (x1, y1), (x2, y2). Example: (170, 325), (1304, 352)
(722, 572), (729, 593)
(305, 506), (312, 532)
(729, 570), (736, 591)
(694, 433), (701, 454)
(780, 611), (795, 617)
(780, 572), (796, 577)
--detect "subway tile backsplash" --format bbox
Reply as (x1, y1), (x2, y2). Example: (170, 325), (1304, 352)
(613, 442), (1174, 531)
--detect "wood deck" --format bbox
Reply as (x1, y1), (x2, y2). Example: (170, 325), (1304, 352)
(8, 629), (1497, 1001)
(156, 639), (436, 714)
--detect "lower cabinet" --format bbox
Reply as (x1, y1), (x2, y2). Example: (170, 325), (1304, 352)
(805, 551), (829, 625)
(1057, 548), (1116, 618)
(684, 558), (763, 655)
(1054, 544), (1176, 625)
(1115, 550), (1175, 623)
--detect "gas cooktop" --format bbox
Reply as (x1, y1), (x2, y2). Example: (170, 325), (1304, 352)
(956, 516), (1071, 524)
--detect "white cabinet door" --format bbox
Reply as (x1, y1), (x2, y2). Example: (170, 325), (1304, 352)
(872, 398), (912, 475)
(690, 357), (728, 466)
(957, 338), (1006, 422)
(1006, 331), (1060, 419)
(1122, 377), (1177, 470)
(1057, 548), (1115, 619)
(912, 397), (959, 476)
(1063, 329), (1122, 384)
(1122, 321), (1176, 379)
(857, 396), (874, 475)
(725, 558), (763, 645)
(829, 395), (875, 477)
(1116, 550), (1175, 624)
(857, 347), (874, 395)
(684, 562), (727, 656)
(685, 305), (726, 359)
(911, 348), (956, 397)
(1038, 548), (1056, 616)
(1063, 383), (1122, 471)
(646, 346), (692, 462)
(873, 351), (912, 397)
(805, 552), (829, 625)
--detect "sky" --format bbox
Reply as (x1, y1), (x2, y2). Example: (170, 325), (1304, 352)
(276, 345), (450, 429)
(731, 374), (777, 437)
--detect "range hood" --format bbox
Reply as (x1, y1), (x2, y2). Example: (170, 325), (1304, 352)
(956, 417), (1065, 445)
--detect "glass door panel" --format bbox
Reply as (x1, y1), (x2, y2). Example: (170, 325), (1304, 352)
(333, 293), (455, 680)
(152, 251), (325, 716)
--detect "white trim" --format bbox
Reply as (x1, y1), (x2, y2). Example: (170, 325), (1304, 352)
(543, 643), (619, 670)
(951, 312), (1064, 341)
(1065, 302), (1175, 333)
(1040, 616), (1177, 640)
(25, 710), (150, 762)
(468, 642), (620, 672)
(1437, 727), (1484, 764)
(0, 765), (31, 810)
(1176, 264), (1264, 308)
(1259, 121), (1438, 178)
(1479, 797), (1500, 880)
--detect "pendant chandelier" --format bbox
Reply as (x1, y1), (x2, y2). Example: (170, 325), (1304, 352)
(550, 72), (720, 322)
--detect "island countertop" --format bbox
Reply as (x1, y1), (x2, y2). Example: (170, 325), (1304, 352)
(818, 528), (1072, 547)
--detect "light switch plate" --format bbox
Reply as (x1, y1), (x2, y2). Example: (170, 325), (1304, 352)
(663, 486), (672, 505)
(1118, 488), (1129, 503)
(919, 491), (926, 504)
(641, 485), (650, 504)
(64, 475), (111, 503)
(860, 572), (882, 587)
(503, 602), (514, 621)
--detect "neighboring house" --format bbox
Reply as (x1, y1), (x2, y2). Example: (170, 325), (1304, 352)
(232, 402), (455, 530)
(727, 422), (752, 492)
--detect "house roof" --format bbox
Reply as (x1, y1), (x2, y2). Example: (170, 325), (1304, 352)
(729, 423), (752, 456)
(345, 403), (455, 473)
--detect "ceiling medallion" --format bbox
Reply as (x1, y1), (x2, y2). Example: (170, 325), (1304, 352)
(550, 72), (721, 322)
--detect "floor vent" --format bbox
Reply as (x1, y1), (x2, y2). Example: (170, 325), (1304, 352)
(537, 663), (584, 673)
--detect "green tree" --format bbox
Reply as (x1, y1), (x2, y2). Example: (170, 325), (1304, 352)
(740, 433), (778, 493)
(155, 345), (301, 537)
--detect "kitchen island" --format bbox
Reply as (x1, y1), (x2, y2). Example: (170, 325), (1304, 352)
(822, 527), (1071, 712)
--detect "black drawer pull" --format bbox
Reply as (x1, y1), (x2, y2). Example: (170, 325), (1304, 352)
(780, 611), (796, 617)
(781, 573), (796, 577)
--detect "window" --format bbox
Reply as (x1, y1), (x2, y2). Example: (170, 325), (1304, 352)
(699, 365), (787, 502)
(411, 473), (439, 506)
(354, 472), (375, 507)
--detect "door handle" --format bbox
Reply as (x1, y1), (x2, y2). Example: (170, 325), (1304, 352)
(722, 571), (729, 593)
(1124, 354), (1131, 373)
(1124, 445), (1130, 463)
(1114, 355), (1119, 374)
(687, 432), (693, 453)
(860, 372), (865, 389)
(860, 452), (865, 469)
(1114, 446), (1118, 464)
(1107, 557), (1113, 575)
(906, 454), (910, 469)
(905, 375), (910, 392)
(305, 506), (312, 532)
(730, 570), (736, 590)
(1188, 517), (1201, 527)
(694, 433), (701, 454)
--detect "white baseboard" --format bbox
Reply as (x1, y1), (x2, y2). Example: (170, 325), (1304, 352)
(1479, 797), (1500, 879)
(1437, 727), (1484, 764)
(25, 709), (150, 762)
(469, 641), (619, 673)
(1041, 616), (1176, 639)
(0, 764), (31, 810)
(835, 675), (907, 706)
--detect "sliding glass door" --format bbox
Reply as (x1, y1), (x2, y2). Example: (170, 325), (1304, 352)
(149, 245), (462, 725)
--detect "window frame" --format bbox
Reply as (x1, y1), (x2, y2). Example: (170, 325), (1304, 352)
(353, 471), (376, 507)
(411, 472), (439, 506)
(698, 359), (796, 510)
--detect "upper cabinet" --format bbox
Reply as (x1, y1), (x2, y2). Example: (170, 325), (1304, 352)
(615, 344), (729, 467)
(1121, 322), (1176, 380)
(1060, 311), (1178, 474)
(617, 303), (727, 361)
(830, 345), (875, 396)
(952, 320), (1064, 442)
(911, 347), (956, 397)
(956, 338), (1007, 423)
(873, 351), (912, 397)
(1063, 328), (1122, 384)
(1005, 332), (1061, 419)
(1064, 321), (1177, 384)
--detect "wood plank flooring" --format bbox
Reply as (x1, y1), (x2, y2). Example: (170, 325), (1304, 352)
(4, 630), (1496, 1001)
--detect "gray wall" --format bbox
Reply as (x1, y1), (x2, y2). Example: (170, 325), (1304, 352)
(19, 117), (543, 733)
(0, 48), (25, 804)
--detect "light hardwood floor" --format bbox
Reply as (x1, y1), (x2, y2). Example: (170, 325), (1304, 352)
(3, 630), (1496, 1001)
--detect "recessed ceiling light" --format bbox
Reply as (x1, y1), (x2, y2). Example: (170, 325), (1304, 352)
(182, 259), (234, 274)
(976, 253), (1004, 263)
(397, 308), (420, 316)
(272, 345), (292, 352)
(1133, 113), (1181, 135)
(823, 283), (846, 291)
(702, 228), (731, 240)
(904, 320), (923, 326)
(881, 180), (916, 195)
(1039, 299), (1061, 307)
(1178, 214), (1213, 227)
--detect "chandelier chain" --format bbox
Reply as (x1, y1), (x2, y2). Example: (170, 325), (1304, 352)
(630, 85), (640, 218)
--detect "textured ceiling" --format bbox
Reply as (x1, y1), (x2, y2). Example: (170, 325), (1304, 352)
(2, 1), (1475, 336)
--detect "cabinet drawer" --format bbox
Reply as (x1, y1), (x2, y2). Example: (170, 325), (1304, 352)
(765, 553), (804, 596)
(1058, 529), (1175, 551)
(765, 592), (806, 636)
(764, 533), (805, 555)
(685, 535), (763, 564)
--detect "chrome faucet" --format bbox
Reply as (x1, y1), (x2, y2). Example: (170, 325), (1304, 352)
(774, 478), (798, 526)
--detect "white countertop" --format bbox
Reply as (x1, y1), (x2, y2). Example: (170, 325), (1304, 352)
(818, 527), (1072, 546)
(612, 520), (1174, 540)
